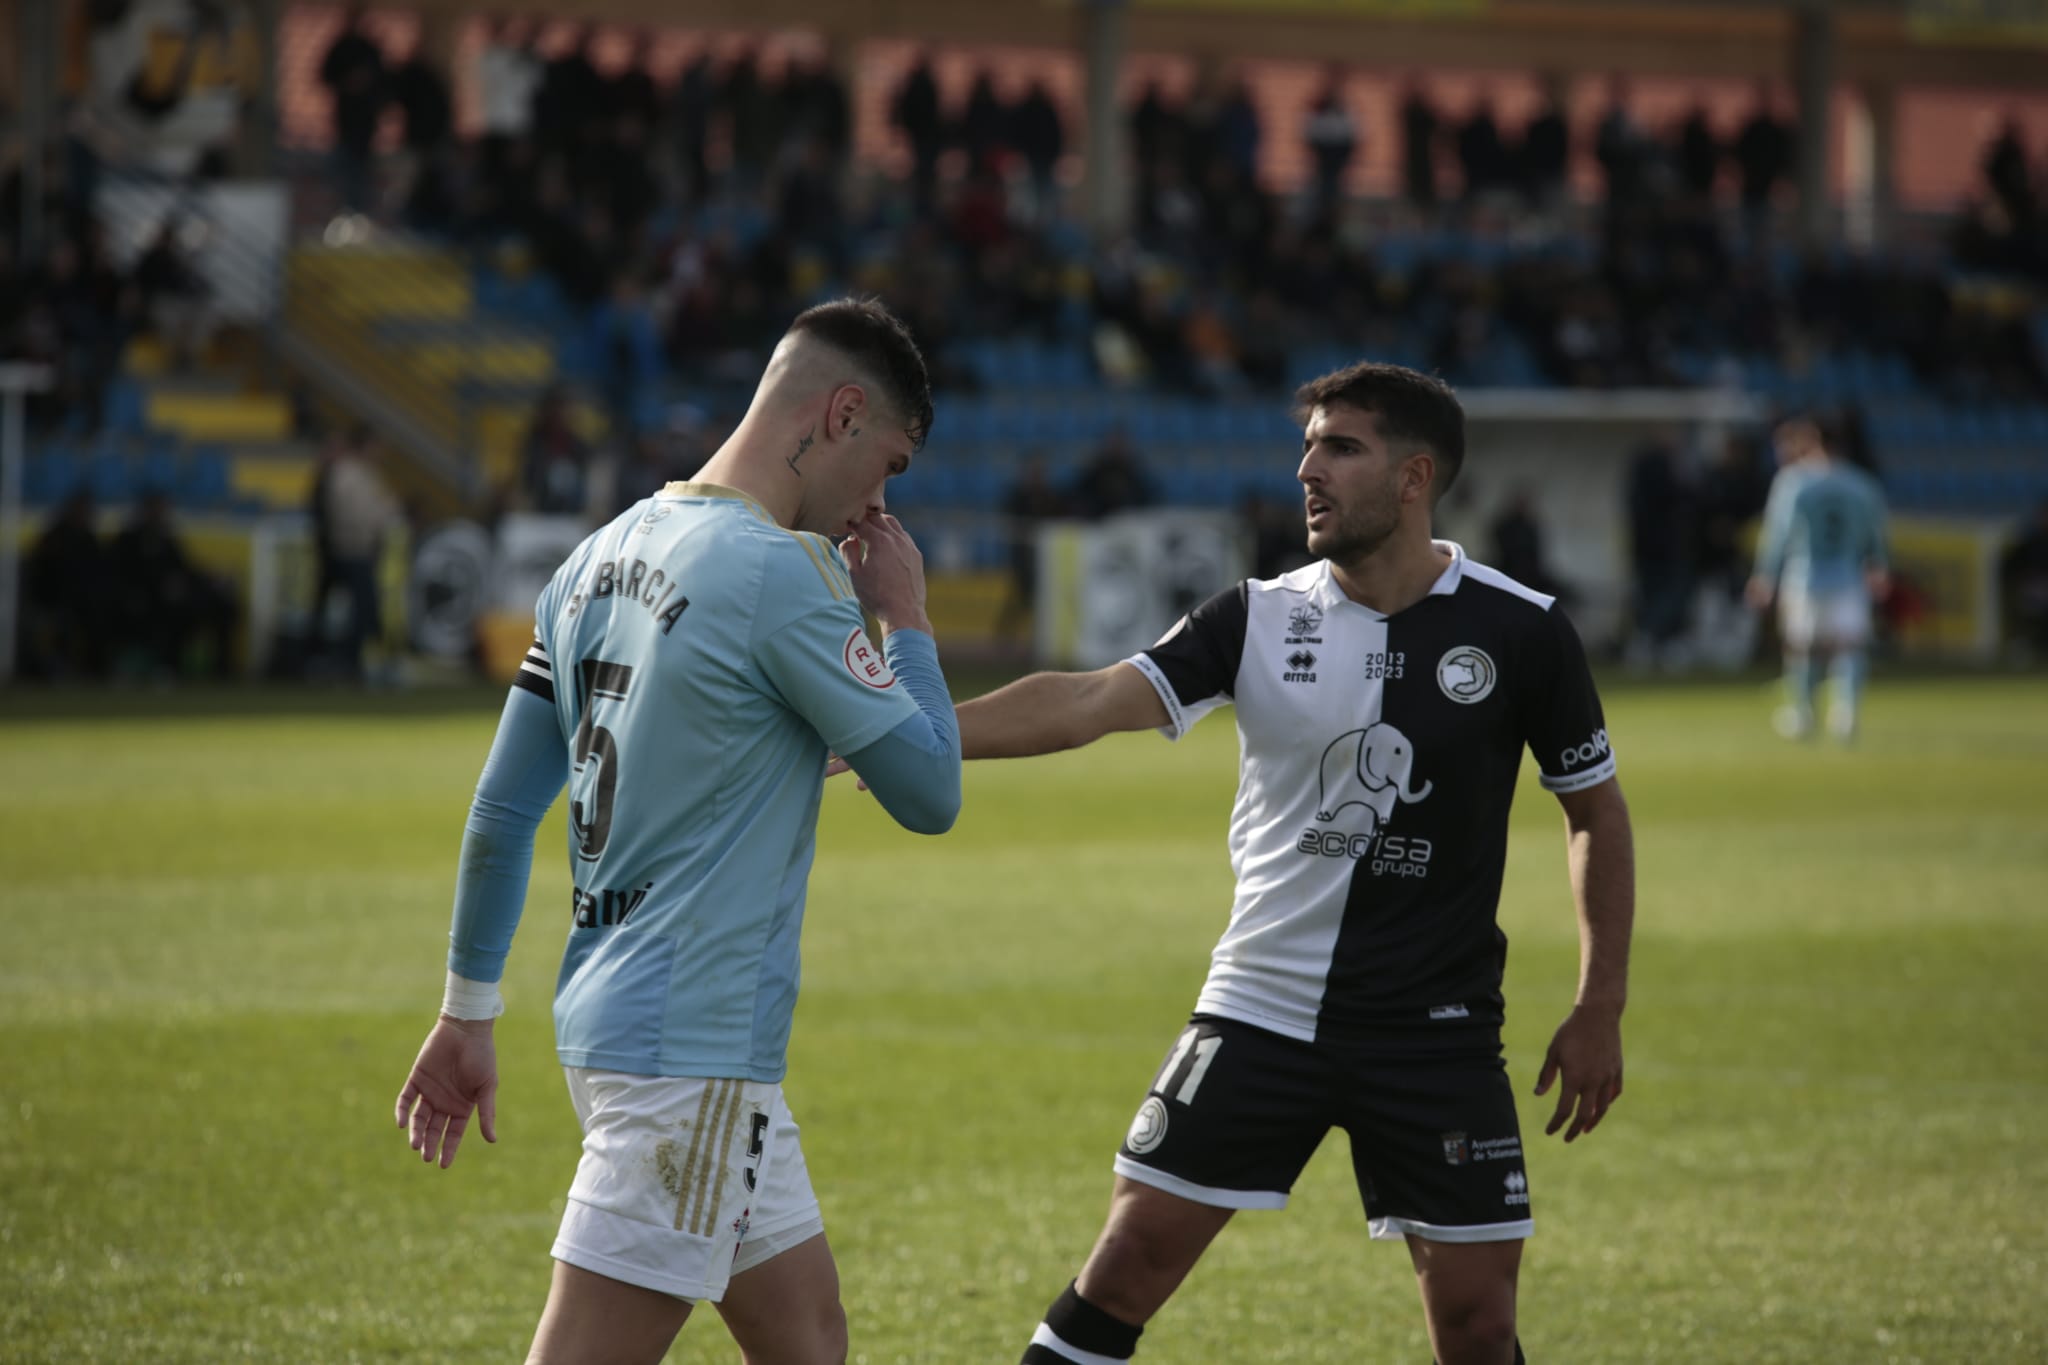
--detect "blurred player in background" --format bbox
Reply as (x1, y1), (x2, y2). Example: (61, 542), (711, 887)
(941, 363), (1634, 1365)
(392, 299), (961, 1365)
(1746, 417), (1891, 742)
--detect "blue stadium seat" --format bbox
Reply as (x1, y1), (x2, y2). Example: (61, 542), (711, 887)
(24, 450), (76, 504)
(180, 445), (231, 507)
(1947, 408), (1991, 449)
(960, 341), (1002, 390)
(103, 380), (147, 435)
(981, 400), (1028, 445)
(924, 464), (968, 507)
(1042, 345), (1091, 388)
(1009, 342), (1049, 389)
(87, 451), (133, 504)
(955, 463), (1006, 508)
(1898, 406), (1941, 447)
(1037, 402), (1088, 444)
(1200, 404), (1246, 444)
(934, 397), (976, 447)
(137, 446), (180, 497)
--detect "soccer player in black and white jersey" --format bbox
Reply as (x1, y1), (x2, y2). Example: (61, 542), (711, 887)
(961, 363), (1634, 1365)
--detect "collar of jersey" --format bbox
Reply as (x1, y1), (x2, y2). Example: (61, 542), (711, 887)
(658, 481), (774, 522)
(1311, 540), (1467, 617)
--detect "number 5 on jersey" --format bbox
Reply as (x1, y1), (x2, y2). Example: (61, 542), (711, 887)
(570, 659), (635, 861)
(1152, 1027), (1223, 1105)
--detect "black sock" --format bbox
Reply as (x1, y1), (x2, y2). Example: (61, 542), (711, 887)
(1021, 1281), (1144, 1363)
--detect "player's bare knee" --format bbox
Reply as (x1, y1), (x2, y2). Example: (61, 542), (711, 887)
(1080, 1228), (1186, 1321)
(1429, 1296), (1517, 1364)
(812, 1298), (849, 1365)
(732, 1293), (844, 1365)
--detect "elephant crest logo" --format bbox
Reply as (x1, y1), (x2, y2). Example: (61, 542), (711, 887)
(1437, 646), (1496, 704)
(1315, 723), (1433, 831)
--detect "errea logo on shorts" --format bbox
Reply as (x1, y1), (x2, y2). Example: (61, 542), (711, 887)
(1559, 729), (1610, 771)
(1504, 1170), (1529, 1206)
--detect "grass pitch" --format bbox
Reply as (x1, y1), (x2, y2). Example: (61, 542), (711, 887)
(3, 674), (2045, 1363)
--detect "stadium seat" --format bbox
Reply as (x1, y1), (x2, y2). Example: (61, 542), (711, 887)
(87, 450), (134, 504)
(1884, 468), (1925, 505)
(180, 445), (232, 507)
(914, 464), (964, 507)
(1947, 408), (1991, 449)
(954, 462), (1006, 507)
(1988, 404), (2027, 447)
(23, 450), (75, 504)
(137, 446), (181, 498)
(1042, 345), (1091, 388)
(1182, 458), (1239, 507)
(102, 380), (148, 435)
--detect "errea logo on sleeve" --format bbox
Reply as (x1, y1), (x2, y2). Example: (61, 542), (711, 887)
(843, 628), (897, 689)
(1559, 729), (1611, 771)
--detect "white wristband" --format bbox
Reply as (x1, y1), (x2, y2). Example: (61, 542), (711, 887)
(441, 971), (505, 1021)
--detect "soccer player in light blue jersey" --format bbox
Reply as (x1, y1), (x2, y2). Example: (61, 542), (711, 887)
(1746, 417), (1891, 741)
(393, 299), (962, 1365)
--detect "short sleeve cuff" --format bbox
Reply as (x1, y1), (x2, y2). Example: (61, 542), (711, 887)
(1123, 653), (1187, 740)
(1539, 756), (1617, 794)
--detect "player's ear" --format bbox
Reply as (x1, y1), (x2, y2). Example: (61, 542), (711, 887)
(830, 384), (868, 441)
(1401, 450), (1435, 505)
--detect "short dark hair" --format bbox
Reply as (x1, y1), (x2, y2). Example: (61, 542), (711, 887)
(1292, 362), (1466, 500)
(786, 297), (934, 451)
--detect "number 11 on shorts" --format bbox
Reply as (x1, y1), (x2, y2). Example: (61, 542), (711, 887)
(1153, 1029), (1223, 1105)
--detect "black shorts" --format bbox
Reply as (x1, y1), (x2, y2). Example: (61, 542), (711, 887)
(1113, 1014), (1533, 1243)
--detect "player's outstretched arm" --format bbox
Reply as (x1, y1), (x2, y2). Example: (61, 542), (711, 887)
(956, 662), (1170, 759)
(1535, 775), (1634, 1143)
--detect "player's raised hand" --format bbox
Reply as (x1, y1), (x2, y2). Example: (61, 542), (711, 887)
(839, 514), (931, 633)
(394, 1016), (499, 1169)
(1534, 1002), (1623, 1143)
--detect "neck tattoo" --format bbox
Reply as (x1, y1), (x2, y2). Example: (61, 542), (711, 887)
(787, 428), (814, 476)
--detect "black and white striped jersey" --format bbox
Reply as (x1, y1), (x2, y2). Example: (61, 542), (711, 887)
(1124, 542), (1615, 1044)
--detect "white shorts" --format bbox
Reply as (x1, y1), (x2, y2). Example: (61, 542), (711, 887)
(1779, 587), (1871, 651)
(551, 1069), (824, 1303)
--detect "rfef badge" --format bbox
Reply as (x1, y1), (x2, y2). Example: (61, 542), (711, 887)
(843, 628), (897, 689)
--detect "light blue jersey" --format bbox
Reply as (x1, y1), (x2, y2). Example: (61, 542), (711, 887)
(490, 482), (937, 1081)
(1754, 460), (1890, 597)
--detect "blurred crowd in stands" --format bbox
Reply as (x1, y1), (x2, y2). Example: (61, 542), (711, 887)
(0, 198), (217, 436)
(19, 487), (238, 681)
(293, 17), (2048, 423)
(11, 6), (2048, 680)
(17, 423), (404, 683)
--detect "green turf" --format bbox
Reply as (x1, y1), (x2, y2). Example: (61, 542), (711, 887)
(4, 675), (2046, 1363)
